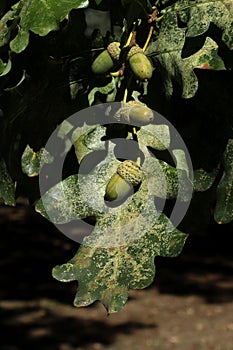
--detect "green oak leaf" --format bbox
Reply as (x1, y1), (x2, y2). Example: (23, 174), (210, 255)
(214, 139), (233, 224)
(194, 168), (219, 192)
(36, 140), (189, 312)
(72, 123), (106, 164)
(88, 77), (117, 106)
(52, 202), (188, 313)
(35, 142), (119, 223)
(146, 12), (225, 98)
(139, 144), (192, 201)
(0, 6), (18, 47)
(137, 124), (170, 150)
(0, 158), (15, 206)
(21, 145), (53, 177)
(166, 0), (233, 49)
(0, 58), (11, 76)
(1, 0), (89, 53)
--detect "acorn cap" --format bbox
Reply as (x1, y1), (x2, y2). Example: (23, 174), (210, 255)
(117, 160), (143, 186)
(107, 42), (121, 61)
(127, 45), (144, 60)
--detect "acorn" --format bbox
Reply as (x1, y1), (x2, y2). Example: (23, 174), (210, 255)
(91, 41), (121, 75)
(127, 45), (153, 81)
(128, 101), (154, 125)
(114, 101), (154, 125)
(105, 160), (143, 202)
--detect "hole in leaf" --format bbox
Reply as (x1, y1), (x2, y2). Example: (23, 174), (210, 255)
(77, 150), (108, 174)
(114, 139), (145, 164)
(147, 147), (176, 167)
(181, 35), (206, 58)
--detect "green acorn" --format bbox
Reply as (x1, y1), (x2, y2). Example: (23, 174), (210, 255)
(127, 45), (153, 81)
(115, 101), (154, 125)
(105, 160), (143, 202)
(91, 41), (121, 75)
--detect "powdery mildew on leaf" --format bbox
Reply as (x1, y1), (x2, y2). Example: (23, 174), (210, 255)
(171, 0), (233, 49)
(146, 12), (225, 97)
(21, 145), (53, 177)
(37, 130), (190, 313)
(137, 124), (170, 150)
(53, 211), (188, 313)
(73, 123), (106, 164)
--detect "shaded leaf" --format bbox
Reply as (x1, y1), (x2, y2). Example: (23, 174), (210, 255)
(194, 168), (219, 192)
(4, 70), (27, 91)
(88, 77), (117, 106)
(0, 6), (18, 47)
(10, 29), (29, 53)
(0, 158), (15, 206)
(146, 12), (225, 98)
(214, 139), (233, 224)
(0, 58), (11, 76)
(21, 145), (53, 177)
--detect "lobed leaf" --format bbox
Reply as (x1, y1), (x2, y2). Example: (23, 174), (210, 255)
(1, 0), (89, 53)
(88, 77), (117, 106)
(53, 204), (188, 313)
(146, 13), (225, 98)
(21, 145), (53, 177)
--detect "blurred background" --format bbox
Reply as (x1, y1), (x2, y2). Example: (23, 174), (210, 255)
(0, 199), (232, 350)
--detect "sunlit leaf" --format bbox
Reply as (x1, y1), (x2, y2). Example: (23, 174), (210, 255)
(72, 123), (106, 164)
(166, 0), (233, 49)
(146, 12), (225, 98)
(21, 145), (53, 177)
(35, 142), (119, 223)
(137, 124), (170, 150)
(36, 133), (189, 312)
(53, 209), (188, 313)
(1, 0), (89, 53)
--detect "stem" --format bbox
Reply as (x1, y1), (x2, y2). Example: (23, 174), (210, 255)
(123, 88), (128, 103)
(143, 26), (154, 52)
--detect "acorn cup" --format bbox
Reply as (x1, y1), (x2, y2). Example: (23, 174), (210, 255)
(91, 41), (121, 75)
(105, 160), (143, 202)
(127, 45), (153, 81)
